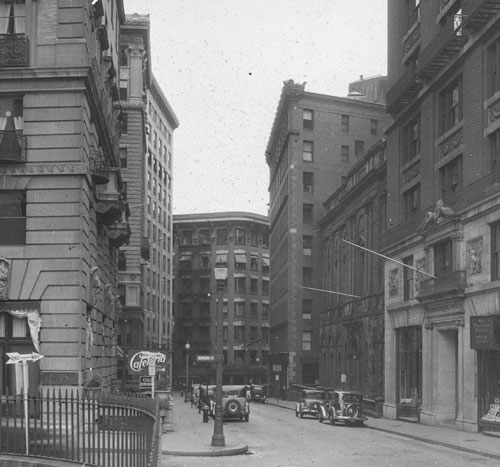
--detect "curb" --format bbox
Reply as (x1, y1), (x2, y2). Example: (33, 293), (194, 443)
(163, 444), (249, 457)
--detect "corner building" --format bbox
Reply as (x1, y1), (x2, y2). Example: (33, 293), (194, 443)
(172, 212), (269, 388)
(265, 79), (386, 389)
(384, 0), (500, 432)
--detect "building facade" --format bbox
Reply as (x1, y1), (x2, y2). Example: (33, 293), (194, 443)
(118, 14), (178, 385)
(318, 139), (386, 401)
(265, 79), (387, 389)
(0, 0), (128, 394)
(172, 212), (270, 389)
(384, 0), (500, 432)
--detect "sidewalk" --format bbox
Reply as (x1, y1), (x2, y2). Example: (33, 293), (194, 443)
(161, 393), (500, 460)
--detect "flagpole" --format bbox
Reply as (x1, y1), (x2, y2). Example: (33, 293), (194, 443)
(342, 239), (435, 279)
(298, 285), (361, 298)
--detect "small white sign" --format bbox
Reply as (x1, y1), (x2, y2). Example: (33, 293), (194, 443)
(148, 358), (156, 376)
(340, 373), (347, 383)
(273, 364), (282, 372)
(6, 352), (44, 364)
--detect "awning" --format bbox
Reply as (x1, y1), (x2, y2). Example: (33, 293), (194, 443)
(262, 257), (270, 266)
(0, 301), (42, 352)
(235, 254), (247, 263)
(215, 254), (227, 264)
(179, 252), (192, 261)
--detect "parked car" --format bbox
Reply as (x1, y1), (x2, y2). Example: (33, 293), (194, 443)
(318, 390), (367, 426)
(251, 385), (267, 403)
(209, 385), (250, 422)
(295, 389), (326, 418)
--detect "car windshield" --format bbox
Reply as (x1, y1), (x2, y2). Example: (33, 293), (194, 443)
(341, 393), (362, 403)
(305, 391), (325, 399)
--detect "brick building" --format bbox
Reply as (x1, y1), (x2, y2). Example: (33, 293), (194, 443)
(384, 0), (500, 432)
(265, 79), (386, 390)
(172, 212), (270, 389)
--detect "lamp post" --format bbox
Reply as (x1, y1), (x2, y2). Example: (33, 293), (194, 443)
(184, 341), (190, 402)
(212, 267), (227, 447)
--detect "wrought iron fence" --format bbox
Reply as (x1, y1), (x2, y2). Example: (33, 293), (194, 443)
(0, 389), (160, 467)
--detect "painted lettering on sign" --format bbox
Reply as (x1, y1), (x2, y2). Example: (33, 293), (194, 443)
(129, 351), (167, 373)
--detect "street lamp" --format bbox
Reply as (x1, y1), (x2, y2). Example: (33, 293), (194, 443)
(184, 341), (190, 402)
(212, 267), (227, 447)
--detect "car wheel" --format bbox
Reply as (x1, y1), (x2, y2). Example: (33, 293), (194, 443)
(244, 414), (249, 422)
(319, 414), (324, 423)
(329, 411), (335, 425)
(225, 399), (241, 416)
(299, 411), (304, 418)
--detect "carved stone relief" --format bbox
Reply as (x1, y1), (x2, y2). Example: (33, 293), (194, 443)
(467, 237), (483, 275)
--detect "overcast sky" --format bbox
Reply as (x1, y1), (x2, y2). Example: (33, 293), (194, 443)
(123, 0), (387, 216)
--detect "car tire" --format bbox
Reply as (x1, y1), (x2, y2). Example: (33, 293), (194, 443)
(299, 411), (304, 418)
(329, 411), (335, 425)
(319, 414), (323, 423)
(225, 399), (241, 416)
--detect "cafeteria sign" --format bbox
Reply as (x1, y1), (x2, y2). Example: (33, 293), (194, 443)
(127, 349), (168, 376)
(470, 316), (500, 350)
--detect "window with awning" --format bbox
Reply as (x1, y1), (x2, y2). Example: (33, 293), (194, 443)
(215, 253), (227, 265)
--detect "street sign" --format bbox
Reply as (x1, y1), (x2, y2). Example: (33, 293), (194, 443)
(272, 364), (282, 372)
(196, 355), (215, 362)
(6, 352), (44, 364)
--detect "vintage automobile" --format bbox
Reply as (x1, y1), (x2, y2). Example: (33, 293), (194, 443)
(318, 390), (367, 426)
(295, 389), (326, 418)
(209, 385), (250, 422)
(251, 385), (267, 403)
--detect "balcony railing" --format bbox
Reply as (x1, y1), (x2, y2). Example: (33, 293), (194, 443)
(386, 62), (423, 115)
(462, 0), (500, 32)
(0, 34), (29, 67)
(89, 150), (110, 185)
(418, 270), (467, 299)
(0, 130), (27, 163)
(417, 15), (467, 81)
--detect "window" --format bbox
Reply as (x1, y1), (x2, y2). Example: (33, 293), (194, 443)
(303, 299), (312, 320)
(250, 278), (258, 293)
(119, 79), (128, 100)
(487, 36), (500, 97)
(119, 147), (127, 168)
(371, 119), (378, 135)
(215, 253), (227, 267)
(303, 140), (313, 162)
(0, 96), (24, 162)
(489, 129), (500, 171)
(303, 109), (313, 129)
(439, 77), (462, 135)
(250, 230), (258, 246)
(250, 326), (258, 341)
(199, 229), (210, 244)
(434, 239), (452, 277)
(403, 255), (414, 301)
(118, 251), (126, 270)
(403, 184), (420, 220)
(235, 301), (245, 317)
(303, 172), (313, 192)
(492, 223), (500, 280)
(262, 303), (269, 318)
(341, 114), (349, 132)
(406, 0), (421, 30)
(235, 228), (246, 244)
(262, 256), (270, 275)
(302, 331), (312, 351)
(200, 255), (209, 269)
(439, 155), (462, 198)
(234, 325), (245, 341)
(262, 280), (269, 295)
(250, 255), (258, 270)
(341, 145), (349, 163)
(234, 276), (246, 293)
(119, 113), (128, 134)
(0, 2), (25, 34)
(262, 232), (269, 247)
(199, 277), (210, 293)
(402, 114), (420, 165)
(303, 203), (313, 224)
(119, 48), (128, 66)
(303, 235), (312, 255)
(250, 302), (258, 318)
(181, 230), (192, 245)
(355, 140), (365, 157)
(303, 267), (312, 287)
(235, 253), (246, 270)
(216, 228), (228, 245)
(0, 190), (26, 245)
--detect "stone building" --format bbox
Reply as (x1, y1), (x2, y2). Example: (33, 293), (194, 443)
(172, 212), (270, 389)
(384, 0), (500, 432)
(265, 79), (386, 389)
(318, 139), (386, 400)
(0, 0), (128, 394)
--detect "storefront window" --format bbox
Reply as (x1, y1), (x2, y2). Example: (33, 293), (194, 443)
(478, 351), (500, 426)
(396, 326), (422, 420)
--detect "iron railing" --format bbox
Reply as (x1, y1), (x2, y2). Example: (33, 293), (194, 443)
(418, 270), (467, 298)
(0, 34), (29, 67)
(90, 150), (111, 185)
(0, 389), (160, 467)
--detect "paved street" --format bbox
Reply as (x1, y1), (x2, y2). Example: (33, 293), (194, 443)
(161, 401), (496, 467)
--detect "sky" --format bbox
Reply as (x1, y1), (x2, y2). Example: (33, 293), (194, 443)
(123, 0), (387, 216)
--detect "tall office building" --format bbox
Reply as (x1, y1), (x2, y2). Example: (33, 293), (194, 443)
(265, 79), (386, 389)
(384, 0), (500, 432)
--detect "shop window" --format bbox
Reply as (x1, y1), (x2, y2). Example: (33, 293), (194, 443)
(439, 77), (462, 135)
(0, 190), (26, 245)
(303, 140), (313, 162)
(303, 109), (313, 129)
(478, 349), (500, 426)
(439, 155), (462, 198)
(402, 114), (420, 165)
